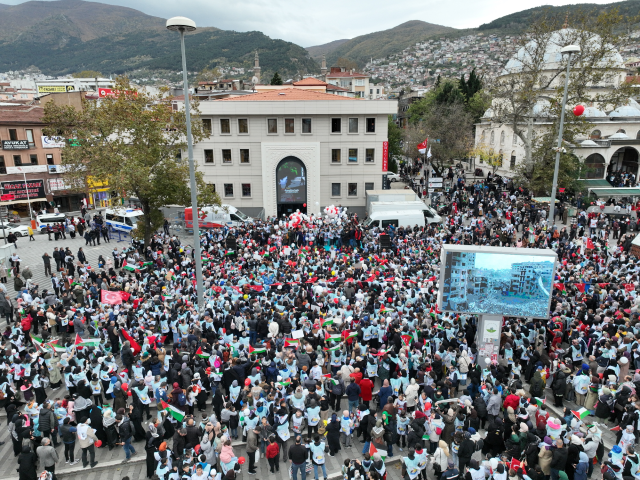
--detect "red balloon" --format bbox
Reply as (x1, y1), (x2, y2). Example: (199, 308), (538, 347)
(573, 105), (585, 116)
(244, 378), (251, 386)
(127, 391), (132, 397)
(121, 383), (128, 391)
(388, 297), (393, 303)
(303, 203), (307, 207)
(424, 402), (432, 410)
(94, 440), (103, 447)
(334, 298), (339, 304)
(238, 456), (246, 465)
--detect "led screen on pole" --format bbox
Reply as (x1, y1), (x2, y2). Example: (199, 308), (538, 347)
(276, 157), (306, 204)
(437, 245), (557, 319)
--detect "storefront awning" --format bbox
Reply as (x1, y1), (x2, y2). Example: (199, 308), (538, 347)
(0, 197), (47, 206)
(588, 187), (640, 197)
(578, 179), (610, 188)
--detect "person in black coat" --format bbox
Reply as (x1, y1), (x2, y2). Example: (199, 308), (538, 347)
(129, 403), (146, 442)
(17, 445), (37, 480)
(145, 427), (161, 478)
(326, 413), (341, 456)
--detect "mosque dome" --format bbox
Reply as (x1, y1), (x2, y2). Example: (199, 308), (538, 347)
(609, 105), (640, 118)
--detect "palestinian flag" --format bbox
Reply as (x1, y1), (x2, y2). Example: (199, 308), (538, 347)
(122, 264), (139, 273)
(225, 251), (235, 256)
(195, 347), (210, 359)
(324, 345), (341, 352)
(277, 379), (291, 387)
(31, 335), (66, 353)
(321, 319), (334, 327)
(571, 408), (591, 421)
(284, 339), (299, 348)
(248, 345), (267, 355)
(160, 400), (185, 422)
(401, 334), (415, 348)
(533, 397), (546, 407)
(74, 334), (102, 348)
(368, 443), (387, 461)
(326, 334), (342, 342)
(345, 332), (357, 341)
(330, 378), (339, 385)
(142, 261), (154, 268)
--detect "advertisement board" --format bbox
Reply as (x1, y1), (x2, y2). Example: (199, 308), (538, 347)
(1, 179), (46, 202)
(438, 245), (557, 319)
(276, 157), (306, 204)
(37, 85), (76, 93)
(41, 136), (66, 149)
(382, 141), (389, 171)
(2, 140), (29, 150)
(6, 166), (48, 174)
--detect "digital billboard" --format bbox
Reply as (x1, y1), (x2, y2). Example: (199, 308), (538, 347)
(276, 157), (306, 204)
(438, 245), (557, 318)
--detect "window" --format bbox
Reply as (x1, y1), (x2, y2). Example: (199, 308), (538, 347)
(381, 219), (398, 228)
(267, 118), (277, 134)
(240, 149), (250, 164)
(377, 89), (380, 94)
(348, 183), (357, 196)
(224, 184), (234, 197)
(348, 148), (358, 163)
(176, 150), (182, 161)
(490, 131), (495, 144)
(222, 149), (232, 164)
(349, 118), (358, 133)
(46, 154), (54, 165)
(13, 155), (22, 166)
(365, 148), (375, 163)
(512, 133), (518, 146)
(8, 129), (17, 141)
(204, 149), (214, 164)
(510, 154), (516, 169)
(370, 89), (373, 95)
(331, 149), (341, 163)
(365, 182), (374, 191)
(285, 118), (294, 134)
(238, 119), (248, 134)
(617, 128), (626, 134)
(208, 183), (216, 194)
(26, 129), (34, 147)
(242, 184), (251, 197)
(355, 79), (365, 86)
(590, 129), (601, 140)
(331, 183), (341, 196)
(220, 119), (230, 134)
(500, 131), (505, 145)
(29, 154), (38, 165)
(366, 118), (375, 133)
(202, 119), (212, 134)
(302, 118), (312, 133)
(0, 156), (5, 174)
(331, 118), (341, 133)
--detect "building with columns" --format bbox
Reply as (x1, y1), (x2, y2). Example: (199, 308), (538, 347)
(184, 88), (397, 218)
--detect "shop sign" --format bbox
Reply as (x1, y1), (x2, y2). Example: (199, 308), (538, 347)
(37, 85), (76, 93)
(2, 140), (29, 150)
(6, 166), (48, 174)
(1, 179), (46, 201)
(382, 141), (389, 171)
(42, 136), (66, 149)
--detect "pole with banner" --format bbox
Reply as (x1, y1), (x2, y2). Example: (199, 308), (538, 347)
(417, 139), (428, 203)
(17, 168), (33, 220)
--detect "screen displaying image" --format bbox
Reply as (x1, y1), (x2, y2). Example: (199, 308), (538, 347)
(440, 251), (555, 318)
(276, 158), (306, 204)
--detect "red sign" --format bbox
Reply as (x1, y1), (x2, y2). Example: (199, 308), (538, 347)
(98, 88), (137, 98)
(558, 188), (565, 193)
(0, 194), (15, 201)
(491, 353), (497, 363)
(382, 141), (389, 171)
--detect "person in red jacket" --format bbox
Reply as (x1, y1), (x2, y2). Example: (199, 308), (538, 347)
(266, 436), (280, 473)
(350, 368), (363, 385)
(503, 388), (520, 411)
(359, 376), (374, 408)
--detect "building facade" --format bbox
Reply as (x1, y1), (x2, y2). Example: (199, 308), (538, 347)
(190, 88), (397, 218)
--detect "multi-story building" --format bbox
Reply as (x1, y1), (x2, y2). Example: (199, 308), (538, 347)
(510, 262), (554, 298)
(185, 88), (397, 218)
(325, 67), (371, 99)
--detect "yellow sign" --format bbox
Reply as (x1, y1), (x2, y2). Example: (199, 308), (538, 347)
(37, 85), (76, 93)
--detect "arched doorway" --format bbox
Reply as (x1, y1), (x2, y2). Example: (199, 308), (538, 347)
(607, 147), (639, 177)
(276, 156), (307, 217)
(583, 153), (605, 179)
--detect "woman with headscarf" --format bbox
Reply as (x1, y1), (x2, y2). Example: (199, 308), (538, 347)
(574, 451), (589, 480)
(326, 413), (341, 456)
(17, 445), (37, 480)
(113, 382), (128, 412)
(89, 404), (108, 446)
(145, 424), (161, 478)
(538, 436), (554, 478)
(442, 407), (457, 447)
(103, 408), (119, 450)
(130, 402), (147, 442)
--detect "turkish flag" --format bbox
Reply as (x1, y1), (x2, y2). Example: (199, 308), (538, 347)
(586, 238), (595, 250)
(120, 328), (142, 355)
(625, 283), (635, 292)
(417, 139), (428, 154)
(101, 290), (123, 305)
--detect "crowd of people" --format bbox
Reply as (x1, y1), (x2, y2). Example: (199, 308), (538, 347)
(3, 180), (640, 480)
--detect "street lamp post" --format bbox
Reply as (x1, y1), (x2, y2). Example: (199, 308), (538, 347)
(166, 16), (204, 313)
(548, 44), (581, 228)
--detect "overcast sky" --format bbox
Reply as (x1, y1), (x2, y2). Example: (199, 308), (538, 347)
(2, 0), (622, 46)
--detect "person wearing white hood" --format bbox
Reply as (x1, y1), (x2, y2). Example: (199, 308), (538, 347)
(76, 418), (98, 468)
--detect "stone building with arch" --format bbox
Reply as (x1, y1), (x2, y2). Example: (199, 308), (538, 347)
(474, 28), (640, 183)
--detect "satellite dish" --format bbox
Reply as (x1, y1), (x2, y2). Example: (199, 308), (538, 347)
(251, 76), (259, 84)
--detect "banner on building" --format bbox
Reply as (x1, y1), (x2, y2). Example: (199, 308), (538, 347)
(1, 179), (47, 203)
(382, 141), (389, 171)
(41, 136), (66, 149)
(37, 85), (76, 93)
(6, 166), (48, 174)
(2, 140), (29, 150)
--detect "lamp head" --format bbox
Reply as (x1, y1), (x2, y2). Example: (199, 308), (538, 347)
(166, 16), (196, 32)
(560, 45), (580, 55)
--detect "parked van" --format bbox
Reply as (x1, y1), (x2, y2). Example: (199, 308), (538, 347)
(362, 210), (425, 229)
(184, 204), (253, 229)
(35, 213), (67, 233)
(369, 201), (442, 224)
(105, 208), (144, 233)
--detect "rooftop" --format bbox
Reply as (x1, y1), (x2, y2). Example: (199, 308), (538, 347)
(219, 88), (355, 101)
(0, 105), (44, 124)
(292, 77), (328, 86)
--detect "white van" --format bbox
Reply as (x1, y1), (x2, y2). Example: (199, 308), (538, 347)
(36, 213), (67, 233)
(105, 208), (144, 233)
(369, 201), (442, 224)
(185, 204), (253, 229)
(362, 210), (425, 229)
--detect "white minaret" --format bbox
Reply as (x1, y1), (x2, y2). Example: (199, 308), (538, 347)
(321, 54), (327, 78)
(254, 52), (261, 84)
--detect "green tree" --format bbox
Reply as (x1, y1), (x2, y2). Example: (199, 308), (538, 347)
(335, 57), (359, 71)
(43, 77), (220, 246)
(387, 116), (402, 173)
(270, 72), (283, 85)
(72, 70), (103, 78)
(196, 67), (220, 83)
